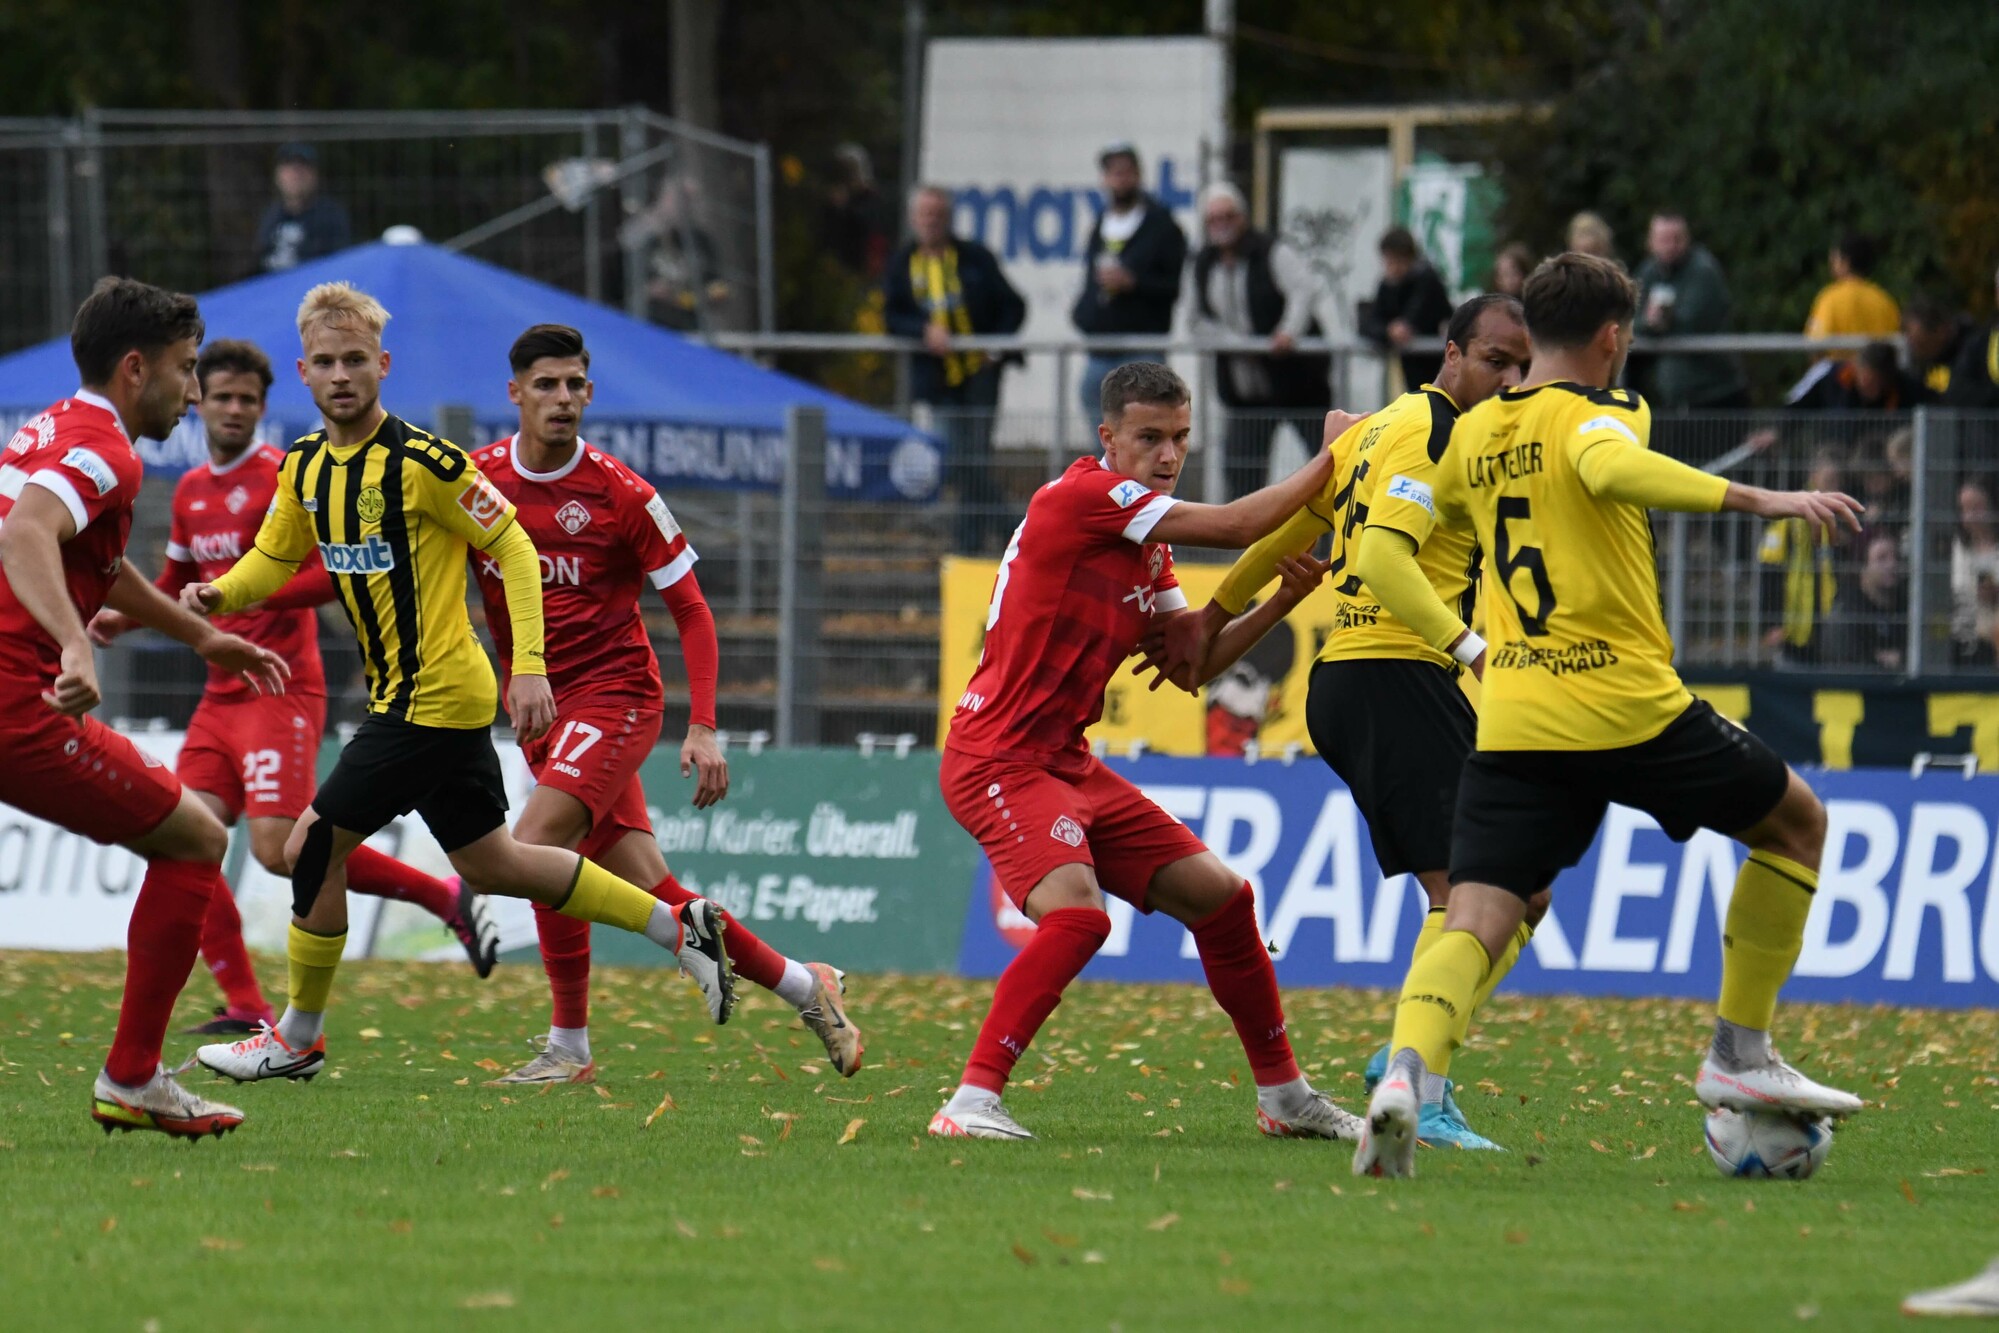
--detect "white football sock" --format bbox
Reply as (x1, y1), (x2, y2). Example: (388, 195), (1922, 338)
(1710, 1017), (1771, 1072)
(1419, 1071), (1450, 1106)
(276, 1006), (324, 1049)
(643, 902), (683, 951)
(1255, 1075), (1313, 1119)
(943, 1084), (1001, 1116)
(774, 959), (817, 1008)
(547, 1026), (591, 1062)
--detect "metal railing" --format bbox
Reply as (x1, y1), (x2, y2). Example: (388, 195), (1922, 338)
(0, 108), (774, 355)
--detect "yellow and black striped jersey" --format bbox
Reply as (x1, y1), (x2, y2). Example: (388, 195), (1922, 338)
(1215, 386), (1479, 670)
(236, 413), (522, 729)
(1433, 381), (1689, 751)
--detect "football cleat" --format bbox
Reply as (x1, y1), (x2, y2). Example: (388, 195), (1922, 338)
(1695, 1053), (1862, 1120)
(92, 1066), (245, 1140)
(1258, 1089), (1366, 1141)
(1903, 1257), (1999, 1318)
(487, 1042), (595, 1086)
(797, 962), (863, 1077)
(446, 877), (500, 979)
(675, 899), (736, 1025)
(196, 1022), (326, 1083)
(927, 1101), (1035, 1140)
(183, 1005), (271, 1036)
(1353, 1051), (1423, 1178)
(1418, 1084), (1504, 1151)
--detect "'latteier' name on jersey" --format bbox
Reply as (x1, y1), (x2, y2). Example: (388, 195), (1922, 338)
(168, 444), (326, 699)
(470, 437), (695, 708)
(946, 456), (1186, 769)
(0, 393), (143, 695)
(1433, 382), (1687, 751)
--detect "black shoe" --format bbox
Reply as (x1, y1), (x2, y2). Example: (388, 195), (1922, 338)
(448, 877), (500, 979)
(183, 1007), (264, 1036)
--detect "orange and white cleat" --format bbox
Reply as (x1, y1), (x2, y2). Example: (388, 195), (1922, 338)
(927, 1098), (1034, 1140)
(487, 1042), (596, 1086)
(92, 1066), (245, 1140)
(798, 963), (863, 1077)
(196, 1022), (325, 1083)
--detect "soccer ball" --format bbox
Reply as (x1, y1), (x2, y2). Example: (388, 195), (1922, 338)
(1703, 1107), (1835, 1179)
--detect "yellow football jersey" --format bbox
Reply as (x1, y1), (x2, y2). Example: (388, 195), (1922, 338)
(1214, 387), (1478, 670)
(1432, 381), (1689, 751)
(235, 413), (519, 729)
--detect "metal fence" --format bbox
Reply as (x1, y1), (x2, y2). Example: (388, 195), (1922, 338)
(0, 108), (774, 355)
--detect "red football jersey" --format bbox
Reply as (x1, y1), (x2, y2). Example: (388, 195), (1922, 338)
(0, 392), (145, 699)
(470, 436), (695, 708)
(946, 455), (1185, 770)
(166, 444), (327, 700)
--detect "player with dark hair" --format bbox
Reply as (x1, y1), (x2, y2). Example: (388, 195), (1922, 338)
(472, 324), (860, 1084)
(184, 285), (736, 1087)
(931, 361), (1368, 1141)
(0, 278), (287, 1138)
(1141, 293), (1534, 1150)
(1354, 253), (1866, 1178)
(91, 337), (497, 1039)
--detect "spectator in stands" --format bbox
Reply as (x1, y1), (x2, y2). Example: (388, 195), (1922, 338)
(1565, 211), (1617, 263)
(1854, 428), (1913, 534)
(1189, 182), (1330, 498)
(884, 185), (1027, 554)
(1760, 446), (1844, 667)
(823, 143), (891, 280)
(1834, 531), (1908, 671)
(1950, 476), (1999, 667)
(1071, 143), (1188, 415)
(1360, 225), (1453, 391)
(255, 142), (351, 273)
(1903, 294), (1973, 399)
(1806, 231), (1900, 347)
(620, 174), (728, 331)
(1490, 242), (1534, 297)
(1787, 341), (1923, 412)
(1945, 263), (1999, 409)
(1634, 210), (1748, 410)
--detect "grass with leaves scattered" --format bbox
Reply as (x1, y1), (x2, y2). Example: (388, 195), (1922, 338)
(1, 950), (1995, 1331)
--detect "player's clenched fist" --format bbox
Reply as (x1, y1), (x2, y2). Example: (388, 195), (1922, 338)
(506, 674), (557, 743)
(1321, 408), (1370, 449)
(180, 582), (226, 616)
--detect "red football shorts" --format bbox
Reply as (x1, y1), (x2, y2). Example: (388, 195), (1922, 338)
(522, 703), (662, 858)
(177, 691), (325, 822)
(940, 748), (1207, 912)
(0, 707), (183, 845)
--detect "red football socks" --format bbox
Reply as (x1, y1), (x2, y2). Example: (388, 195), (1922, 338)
(962, 906), (1112, 1094)
(533, 903), (594, 1029)
(106, 860), (221, 1086)
(344, 844), (458, 922)
(1190, 883), (1301, 1087)
(198, 881), (273, 1021)
(645, 872), (787, 992)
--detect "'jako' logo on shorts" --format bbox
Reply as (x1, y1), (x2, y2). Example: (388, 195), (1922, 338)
(1050, 815), (1084, 847)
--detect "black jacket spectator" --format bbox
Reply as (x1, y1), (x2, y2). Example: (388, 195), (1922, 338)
(1191, 231), (1329, 410)
(1788, 345), (1924, 412)
(1071, 195), (1187, 340)
(1947, 322), (1999, 409)
(1360, 231), (1454, 390)
(256, 143), (351, 273)
(884, 236), (1026, 403)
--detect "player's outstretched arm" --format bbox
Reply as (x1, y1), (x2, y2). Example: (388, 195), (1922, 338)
(1354, 526), (1484, 677)
(1146, 409), (1366, 549)
(104, 562), (289, 696)
(1721, 483), (1866, 543)
(0, 484), (97, 714)
(1133, 554), (1330, 693)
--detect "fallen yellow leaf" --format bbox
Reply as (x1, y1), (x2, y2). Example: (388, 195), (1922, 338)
(1145, 1213), (1180, 1232)
(838, 1118), (865, 1145)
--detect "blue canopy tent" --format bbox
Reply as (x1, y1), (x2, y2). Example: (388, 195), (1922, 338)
(0, 242), (939, 502)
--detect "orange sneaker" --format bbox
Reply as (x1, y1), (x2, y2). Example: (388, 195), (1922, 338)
(92, 1066), (245, 1139)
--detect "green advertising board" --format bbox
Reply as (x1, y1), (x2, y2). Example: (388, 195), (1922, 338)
(506, 748), (978, 975)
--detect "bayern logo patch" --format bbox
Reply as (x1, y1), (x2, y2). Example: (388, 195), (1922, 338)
(1050, 815), (1085, 848)
(555, 500), (592, 534)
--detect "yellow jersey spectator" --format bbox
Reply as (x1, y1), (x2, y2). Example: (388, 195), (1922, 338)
(1805, 232), (1899, 350)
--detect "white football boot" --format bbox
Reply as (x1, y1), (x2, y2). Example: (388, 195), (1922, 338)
(92, 1065), (245, 1139)
(928, 1100), (1035, 1140)
(1695, 1053), (1863, 1120)
(1352, 1050), (1423, 1178)
(196, 1022), (326, 1083)
(674, 900), (737, 1025)
(1258, 1088), (1366, 1141)
(797, 963), (863, 1077)
(1903, 1257), (1999, 1318)
(488, 1039), (596, 1086)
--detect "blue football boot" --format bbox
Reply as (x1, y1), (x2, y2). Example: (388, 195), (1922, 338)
(1363, 1043), (1390, 1092)
(1417, 1080), (1503, 1151)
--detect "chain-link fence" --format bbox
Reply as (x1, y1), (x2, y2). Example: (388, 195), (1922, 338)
(0, 109), (772, 356)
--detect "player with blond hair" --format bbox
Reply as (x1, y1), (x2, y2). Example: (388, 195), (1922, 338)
(186, 282), (738, 1085)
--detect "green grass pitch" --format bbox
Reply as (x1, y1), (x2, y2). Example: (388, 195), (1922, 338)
(2, 951), (1994, 1330)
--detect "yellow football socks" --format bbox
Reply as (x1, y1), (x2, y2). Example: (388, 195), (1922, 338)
(1472, 921), (1533, 1015)
(1717, 850), (1816, 1031)
(287, 923), (347, 1016)
(558, 856), (662, 936)
(1389, 929), (1492, 1076)
(1412, 906), (1446, 963)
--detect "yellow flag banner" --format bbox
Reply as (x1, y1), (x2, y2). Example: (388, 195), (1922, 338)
(938, 555), (1414, 758)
